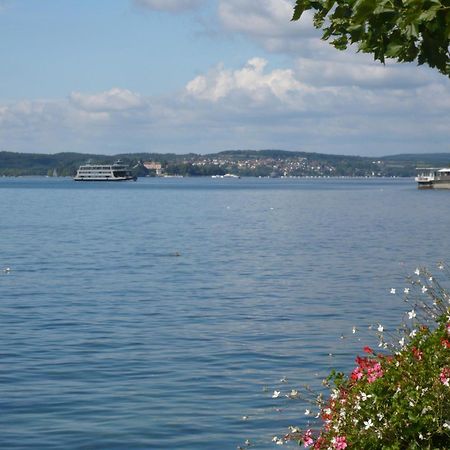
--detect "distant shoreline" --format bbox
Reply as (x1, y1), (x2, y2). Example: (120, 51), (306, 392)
(1, 149), (448, 178)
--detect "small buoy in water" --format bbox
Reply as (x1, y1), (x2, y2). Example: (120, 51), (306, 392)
(174, 252), (180, 257)
(3, 267), (11, 273)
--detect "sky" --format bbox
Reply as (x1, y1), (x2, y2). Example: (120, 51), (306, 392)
(0, 0), (449, 157)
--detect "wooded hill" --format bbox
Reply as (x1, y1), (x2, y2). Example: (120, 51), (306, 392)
(0, 150), (449, 177)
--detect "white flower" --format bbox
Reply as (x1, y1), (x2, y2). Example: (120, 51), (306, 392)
(408, 309), (417, 319)
(272, 436), (279, 442)
(429, 276), (433, 281)
(404, 287), (410, 294)
(289, 389), (298, 398)
(242, 416), (248, 421)
(415, 268), (420, 276)
(272, 390), (281, 399)
(399, 337), (405, 347)
(443, 422), (450, 430)
(279, 376), (287, 383)
(377, 324), (384, 333)
(409, 329), (417, 338)
(276, 439), (284, 445)
(390, 288), (396, 294)
(438, 263), (444, 270)
(331, 389), (339, 400)
(352, 326), (357, 334)
(377, 413), (384, 420)
(422, 286), (428, 294)
(360, 392), (372, 401)
(364, 419), (374, 429)
(419, 433), (424, 440)
(304, 409), (311, 416)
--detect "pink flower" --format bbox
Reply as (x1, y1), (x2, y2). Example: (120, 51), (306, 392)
(367, 362), (384, 383)
(440, 368), (450, 386)
(303, 429), (314, 448)
(351, 367), (364, 381)
(332, 435), (348, 449)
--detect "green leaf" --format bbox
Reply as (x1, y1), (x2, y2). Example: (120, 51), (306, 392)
(418, 6), (440, 23)
(292, 1), (309, 21)
(373, 0), (396, 15)
(353, 0), (377, 22)
(405, 22), (419, 38)
(385, 42), (404, 57)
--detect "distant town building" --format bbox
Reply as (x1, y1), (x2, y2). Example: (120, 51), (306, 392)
(144, 161), (162, 175)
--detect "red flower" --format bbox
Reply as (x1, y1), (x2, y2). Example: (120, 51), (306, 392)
(363, 346), (374, 354)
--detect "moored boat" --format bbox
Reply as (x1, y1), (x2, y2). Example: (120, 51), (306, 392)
(416, 168), (450, 189)
(74, 161), (137, 181)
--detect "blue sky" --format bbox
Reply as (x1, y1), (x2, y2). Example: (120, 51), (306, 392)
(0, 0), (449, 156)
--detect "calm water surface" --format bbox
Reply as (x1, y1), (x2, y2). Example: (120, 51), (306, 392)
(1, 177), (449, 449)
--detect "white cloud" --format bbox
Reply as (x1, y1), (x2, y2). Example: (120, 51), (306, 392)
(0, 58), (449, 155)
(69, 88), (145, 112)
(216, 0), (446, 92)
(134, 0), (204, 13)
(186, 57), (303, 103)
(218, 0), (320, 55)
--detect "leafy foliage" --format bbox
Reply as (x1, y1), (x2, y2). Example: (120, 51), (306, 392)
(292, 0), (450, 77)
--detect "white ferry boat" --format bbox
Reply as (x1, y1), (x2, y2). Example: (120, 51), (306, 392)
(415, 168), (450, 189)
(74, 161), (137, 182)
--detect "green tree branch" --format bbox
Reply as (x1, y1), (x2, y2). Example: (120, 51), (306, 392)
(292, 0), (450, 77)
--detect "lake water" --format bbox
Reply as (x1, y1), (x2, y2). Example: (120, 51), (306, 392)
(1, 177), (449, 449)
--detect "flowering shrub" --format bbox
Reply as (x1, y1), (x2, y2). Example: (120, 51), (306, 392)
(284, 264), (450, 449)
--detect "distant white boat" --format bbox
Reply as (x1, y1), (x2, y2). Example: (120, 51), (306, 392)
(415, 168), (450, 189)
(74, 161), (137, 182)
(211, 174), (240, 179)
